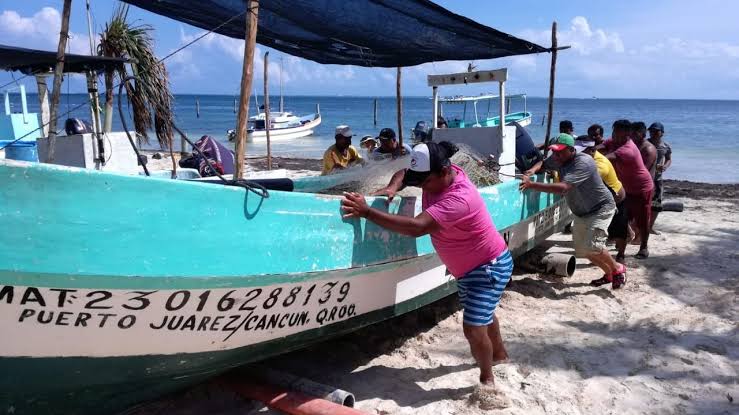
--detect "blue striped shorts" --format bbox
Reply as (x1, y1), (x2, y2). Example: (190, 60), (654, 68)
(456, 249), (513, 326)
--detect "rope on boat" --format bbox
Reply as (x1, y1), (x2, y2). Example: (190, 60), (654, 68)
(118, 76), (270, 199)
(117, 78), (150, 176)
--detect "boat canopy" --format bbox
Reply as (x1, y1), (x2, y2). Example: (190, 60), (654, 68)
(439, 93), (527, 103)
(121, 0), (547, 67)
(0, 44), (130, 75)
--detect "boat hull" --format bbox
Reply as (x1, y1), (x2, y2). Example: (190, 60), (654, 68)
(247, 114), (321, 142)
(0, 159), (569, 414)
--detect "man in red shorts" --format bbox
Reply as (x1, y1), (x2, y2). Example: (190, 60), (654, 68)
(600, 120), (654, 259)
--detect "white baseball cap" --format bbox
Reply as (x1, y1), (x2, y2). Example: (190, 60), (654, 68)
(403, 143), (432, 186)
(335, 125), (354, 138)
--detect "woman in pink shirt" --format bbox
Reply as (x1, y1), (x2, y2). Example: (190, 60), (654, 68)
(342, 142), (512, 404)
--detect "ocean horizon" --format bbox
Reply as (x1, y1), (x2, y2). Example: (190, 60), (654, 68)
(6, 93), (739, 184)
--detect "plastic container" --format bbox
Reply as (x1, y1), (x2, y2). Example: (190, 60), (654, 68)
(4, 142), (38, 162)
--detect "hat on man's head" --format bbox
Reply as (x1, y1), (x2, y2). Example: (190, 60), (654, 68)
(335, 125), (354, 138)
(359, 135), (377, 145)
(377, 128), (397, 141)
(648, 122), (664, 132)
(574, 137), (596, 153)
(549, 133), (576, 152)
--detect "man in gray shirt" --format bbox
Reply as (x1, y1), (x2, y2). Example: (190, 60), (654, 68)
(519, 133), (626, 289)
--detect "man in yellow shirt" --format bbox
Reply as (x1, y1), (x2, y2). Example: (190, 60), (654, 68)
(322, 125), (363, 175)
(575, 138), (628, 264)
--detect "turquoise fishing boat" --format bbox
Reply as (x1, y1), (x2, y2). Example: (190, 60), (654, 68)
(0, 67), (569, 415)
(0, 1), (565, 413)
(440, 93), (532, 128)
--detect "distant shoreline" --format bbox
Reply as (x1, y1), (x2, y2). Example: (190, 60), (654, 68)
(15, 92), (739, 102)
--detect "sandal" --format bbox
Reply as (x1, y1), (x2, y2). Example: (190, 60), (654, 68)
(612, 264), (627, 289)
(635, 248), (649, 259)
(590, 274), (612, 287)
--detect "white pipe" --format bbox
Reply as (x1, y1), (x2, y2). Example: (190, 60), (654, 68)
(541, 253), (576, 277)
(498, 80), (506, 135)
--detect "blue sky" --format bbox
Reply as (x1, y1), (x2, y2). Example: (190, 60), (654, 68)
(1, 0), (738, 99)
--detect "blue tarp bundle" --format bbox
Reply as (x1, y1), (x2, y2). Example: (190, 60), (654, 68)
(122, 0), (547, 67)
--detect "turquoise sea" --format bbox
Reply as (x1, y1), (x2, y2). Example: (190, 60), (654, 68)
(10, 94), (739, 183)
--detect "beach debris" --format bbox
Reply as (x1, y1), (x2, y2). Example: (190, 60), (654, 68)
(152, 152), (162, 159)
(727, 393), (734, 403)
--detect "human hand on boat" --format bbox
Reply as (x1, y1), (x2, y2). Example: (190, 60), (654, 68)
(518, 175), (533, 191)
(370, 187), (397, 204)
(341, 192), (370, 219)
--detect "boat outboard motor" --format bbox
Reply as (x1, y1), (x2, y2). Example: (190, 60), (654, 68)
(64, 118), (93, 135)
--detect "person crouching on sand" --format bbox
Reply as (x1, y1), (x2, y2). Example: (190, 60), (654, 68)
(341, 141), (513, 408)
(519, 134), (627, 289)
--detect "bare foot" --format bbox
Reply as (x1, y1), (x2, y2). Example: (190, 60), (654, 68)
(635, 248), (649, 259)
(650, 229), (661, 235)
(493, 358), (509, 366)
(470, 383), (511, 410)
(492, 352), (509, 365)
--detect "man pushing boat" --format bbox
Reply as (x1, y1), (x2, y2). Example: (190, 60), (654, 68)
(341, 142), (513, 409)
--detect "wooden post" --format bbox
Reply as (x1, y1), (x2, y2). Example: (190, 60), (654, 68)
(396, 67), (403, 147)
(45, 0), (72, 163)
(373, 98), (378, 126)
(233, 0), (260, 180)
(263, 51), (272, 170)
(543, 21), (558, 159)
(279, 57), (284, 113)
(196, 97), (200, 118)
(233, 97), (237, 114)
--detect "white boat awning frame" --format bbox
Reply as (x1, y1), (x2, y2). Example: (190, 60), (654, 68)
(428, 68), (509, 136)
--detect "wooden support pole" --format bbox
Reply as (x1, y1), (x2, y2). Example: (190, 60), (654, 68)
(45, 0), (72, 163)
(396, 67), (403, 147)
(233, 0), (260, 180)
(263, 51), (272, 170)
(543, 21), (558, 159)
(373, 98), (378, 126)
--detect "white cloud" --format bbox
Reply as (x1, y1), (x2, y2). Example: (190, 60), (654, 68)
(0, 7), (90, 54)
(520, 16), (624, 56)
(172, 27), (364, 88)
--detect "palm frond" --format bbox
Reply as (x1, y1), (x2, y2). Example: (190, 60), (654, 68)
(98, 2), (174, 148)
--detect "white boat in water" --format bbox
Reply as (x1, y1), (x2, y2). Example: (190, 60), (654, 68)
(242, 110), (322, 142)
(228, 57), (321, 143)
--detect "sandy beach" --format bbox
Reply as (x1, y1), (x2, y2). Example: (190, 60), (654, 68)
(128, 156), (738, 415)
